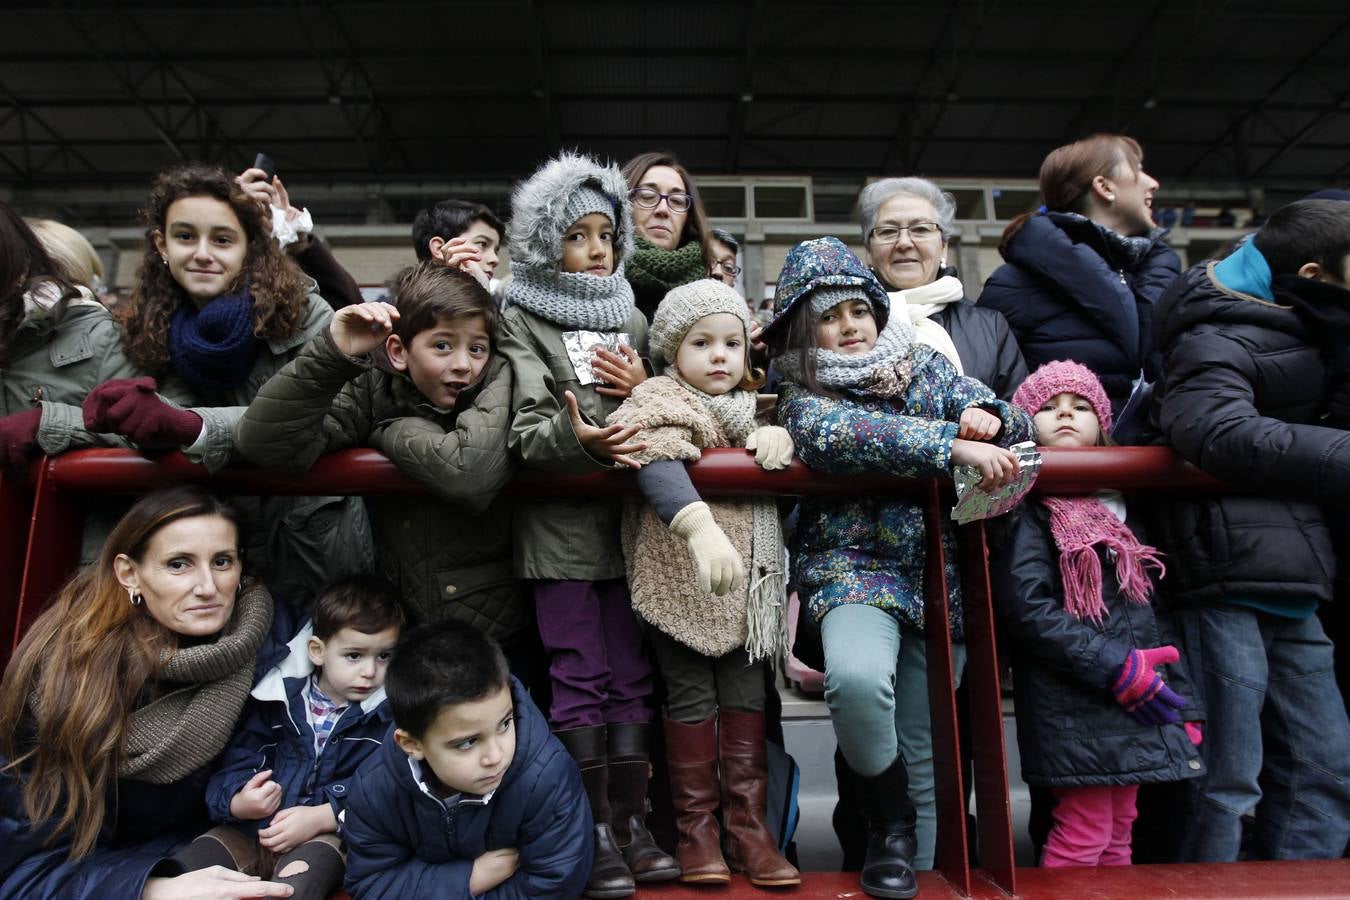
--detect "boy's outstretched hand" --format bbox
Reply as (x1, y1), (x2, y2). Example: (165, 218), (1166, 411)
(591, 344), (646, 398)
(469, 848), (520, 894)
(331, 302), (400, 357)
(229, 770), (282, 821)
(565, 390), (647, 469)
(958, 407), (1002, 441)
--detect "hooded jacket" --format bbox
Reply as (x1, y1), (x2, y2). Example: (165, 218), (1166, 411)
(341, 677), (592, 899)
(771, 239), (1033, 637)
(497, 153), (650, 580)
(234, 330), (527, 639)
(204, 620), (393, 833)
(1148, 261), (1350, 605)
(991, 503), (1203, 787)
(979, 212), (1181, 411)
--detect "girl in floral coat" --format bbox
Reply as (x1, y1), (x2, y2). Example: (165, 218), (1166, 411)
(763, 237), (1031, 899)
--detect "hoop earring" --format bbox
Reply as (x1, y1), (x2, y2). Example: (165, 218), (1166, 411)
(127, 587), (143, 607)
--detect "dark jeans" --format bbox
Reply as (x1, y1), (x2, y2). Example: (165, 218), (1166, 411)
(533, 578), (653, 729)
(647, 628), (764, 722)
(1178, 604), (1350, 861)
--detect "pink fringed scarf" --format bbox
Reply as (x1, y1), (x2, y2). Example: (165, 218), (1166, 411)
(1042, 496), (1166, 624)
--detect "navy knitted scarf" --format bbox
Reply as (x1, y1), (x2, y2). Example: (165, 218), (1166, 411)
(168, 287), (261, 391)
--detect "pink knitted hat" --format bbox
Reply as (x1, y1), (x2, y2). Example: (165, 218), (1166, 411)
(1012, 360), (1113, 436)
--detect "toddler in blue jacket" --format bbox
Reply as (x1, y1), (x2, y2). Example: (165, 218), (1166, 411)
(342, 622), (593, 899)
(178, 575), (403, 900)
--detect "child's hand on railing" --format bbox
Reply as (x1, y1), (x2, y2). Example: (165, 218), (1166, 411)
(958, 407), (1003, 441)
(229, 769), (283, 820)
(331, 301), (400, 357)
(82, 377), (202, 448)
(565, 390), (647, 469)
(951, 439), (1020, 490)
(746, 425), (794, 470)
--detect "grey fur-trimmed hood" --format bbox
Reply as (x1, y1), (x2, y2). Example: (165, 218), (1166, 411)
(507, 151), (634, 270)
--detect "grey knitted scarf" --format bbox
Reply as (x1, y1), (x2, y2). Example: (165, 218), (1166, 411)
(120, 583), (273, 783)
(669, 372), (757, 446)
(775, 313), (917, 395)
(503, 263), (637, 331)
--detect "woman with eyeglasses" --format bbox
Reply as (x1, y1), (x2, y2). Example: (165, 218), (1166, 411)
(978, 134), (1181, 439)
(620, 152), (718, 321)
(860, 178), (1027, 403)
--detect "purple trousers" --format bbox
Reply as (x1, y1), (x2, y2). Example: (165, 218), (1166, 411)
(534, 578), (653, 729)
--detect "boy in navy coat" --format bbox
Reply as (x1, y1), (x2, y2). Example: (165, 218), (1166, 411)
(343, 623), (592, 898)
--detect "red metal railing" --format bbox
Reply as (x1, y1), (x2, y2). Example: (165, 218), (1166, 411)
(5, 447), (1345, 898)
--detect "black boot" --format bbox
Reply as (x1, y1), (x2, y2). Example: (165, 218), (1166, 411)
(853, 754), (918, 899)
(606, 723), (681, 882)
(555, 726), (635, 899)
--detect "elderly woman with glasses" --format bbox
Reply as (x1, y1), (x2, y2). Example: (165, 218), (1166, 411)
(860, 177), (1027, 402)
(620, 152), (719, 321)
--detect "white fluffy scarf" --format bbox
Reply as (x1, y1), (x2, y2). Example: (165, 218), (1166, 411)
(887, 274), (965, 375)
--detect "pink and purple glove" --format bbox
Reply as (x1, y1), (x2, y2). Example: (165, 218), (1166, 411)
(83, 377), (203, 448)
(1111, 645), (1187, 726)
(0, 407), (42, 474)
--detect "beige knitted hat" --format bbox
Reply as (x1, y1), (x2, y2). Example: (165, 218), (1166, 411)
(649, 278), (753, 368)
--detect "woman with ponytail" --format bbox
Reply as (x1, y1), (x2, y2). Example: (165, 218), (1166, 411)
(0, 486), (295, 899)
(978, 135), (1180, 439)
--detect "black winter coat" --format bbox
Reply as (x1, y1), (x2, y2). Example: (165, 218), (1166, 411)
(932, 297), (1028, 402)
(978, 212), (1181, 410)
(1149, 262), (1350, 605)
(991, 503), (1203, 788)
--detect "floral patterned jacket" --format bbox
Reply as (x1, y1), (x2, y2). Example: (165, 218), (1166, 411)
(780, 345), (1031, 638)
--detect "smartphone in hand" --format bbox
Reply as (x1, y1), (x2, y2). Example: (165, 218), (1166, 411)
(253, 152), (276, 181)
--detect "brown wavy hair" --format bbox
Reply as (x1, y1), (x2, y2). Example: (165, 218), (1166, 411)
(620, 151), (716, 270)
(1, 201), (79, 368)
(999, 134), (1145, 258)
(0, 486), (243, 859)
(119, 163), (308, 374)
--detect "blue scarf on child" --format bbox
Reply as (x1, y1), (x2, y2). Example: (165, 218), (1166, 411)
(169, 287), (261, 391)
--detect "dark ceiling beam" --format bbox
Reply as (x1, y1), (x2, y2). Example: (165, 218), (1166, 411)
(1250, 88), (1350, 178)
(527, 0), (560, 154)
(880, 1), (961, 172)
(910, 0), (1001, 172)
(1056, 0), (1168, 142)
(0, 84), (100, 179)
(1180, 16), (1350, 177)
(724, 0), (763, 173)
(1116, 0), (1234, 136)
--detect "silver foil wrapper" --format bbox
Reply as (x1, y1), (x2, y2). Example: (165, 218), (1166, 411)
(560, 331), (633, 386)
(950, 440), (1042, 524)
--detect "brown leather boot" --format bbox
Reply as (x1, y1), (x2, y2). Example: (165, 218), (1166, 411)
(664, 715), (731, 883)
(554, 725), (635, 899)
(606, 722), (681, 883)
(718, 708), (801, 887)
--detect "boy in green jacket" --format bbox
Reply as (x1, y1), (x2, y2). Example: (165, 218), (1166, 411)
(234, 263), (535, 671)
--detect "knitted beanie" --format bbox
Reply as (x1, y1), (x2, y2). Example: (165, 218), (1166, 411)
(562, 184), (615, 231)
(808, 284), (872, 318)
(1013, 360), (1113, 435)
(649, 278), (752, 368)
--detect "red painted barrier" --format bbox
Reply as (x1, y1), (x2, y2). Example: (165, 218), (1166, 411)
(11, 447), (1345, 899)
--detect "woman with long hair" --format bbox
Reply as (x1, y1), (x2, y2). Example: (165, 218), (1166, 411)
(83, 163), (373, 604)
(0, 201), (140, 472)
(0, 485), (294, 899)
(978, 134), (1180, 440)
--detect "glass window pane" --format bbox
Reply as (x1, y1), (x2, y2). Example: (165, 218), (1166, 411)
(949, 188), (988, 220)
(700, 185), (748, 219)
(753, 185), (809, 219)
(991, 187), (1041, 220)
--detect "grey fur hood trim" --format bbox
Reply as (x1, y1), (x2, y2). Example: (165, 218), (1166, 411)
(507, 151), (634, 270)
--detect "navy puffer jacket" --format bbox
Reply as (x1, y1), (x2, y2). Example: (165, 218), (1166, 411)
(979, 211), (1180, 410)
(991, 503), (1203, 788)
(1147, 262), (1350, 605)
(342, 676), (592, 899)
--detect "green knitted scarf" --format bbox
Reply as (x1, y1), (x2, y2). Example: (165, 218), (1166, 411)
(626, 237), (709, 315)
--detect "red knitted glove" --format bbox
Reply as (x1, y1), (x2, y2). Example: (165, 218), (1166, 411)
(1111, 645), (1186, 726)
(83, 377), (203, 448)
(1185, 722), (1204, 746)
(0, 408), (42, 474)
